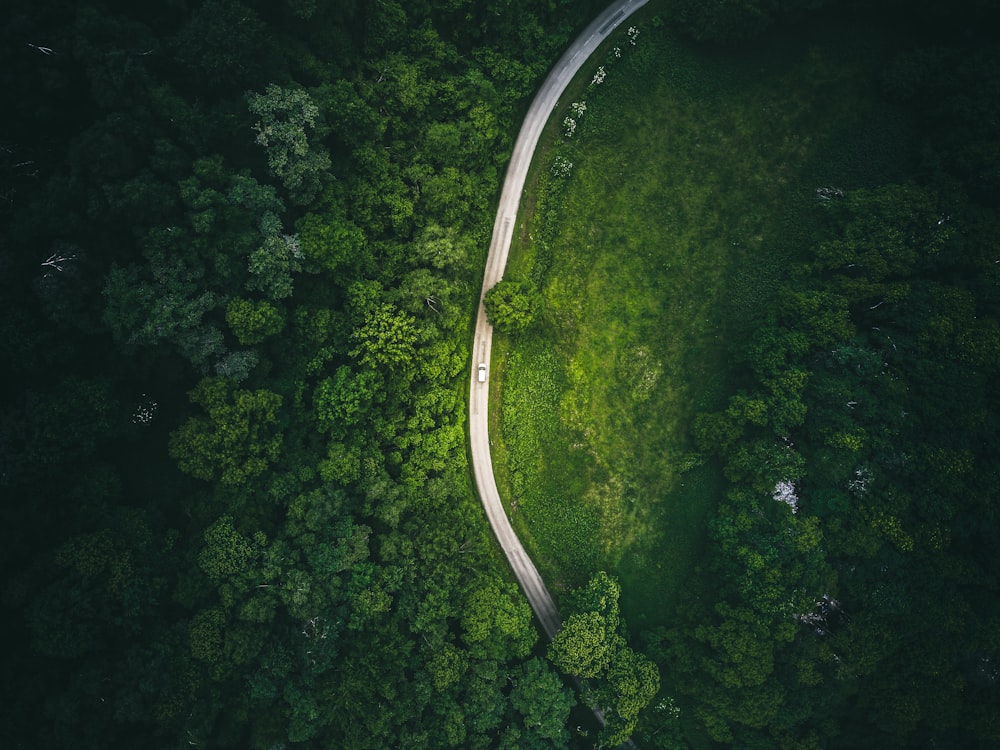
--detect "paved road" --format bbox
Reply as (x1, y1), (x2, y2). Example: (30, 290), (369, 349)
(469, 0), (649, 642)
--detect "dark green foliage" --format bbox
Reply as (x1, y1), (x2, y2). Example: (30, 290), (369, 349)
(667, 0), (831, 42)
(5, 0), (998, 748)
(666, 175), (1000, 746)
(1, 0), (613, 747)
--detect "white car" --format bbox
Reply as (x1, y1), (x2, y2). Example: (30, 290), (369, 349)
(478, 363), (487, 382)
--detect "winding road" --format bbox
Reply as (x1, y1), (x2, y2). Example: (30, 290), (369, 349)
(469, 0), (649, 641)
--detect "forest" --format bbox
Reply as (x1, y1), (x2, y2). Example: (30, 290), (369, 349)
(0, 0), (998, 749)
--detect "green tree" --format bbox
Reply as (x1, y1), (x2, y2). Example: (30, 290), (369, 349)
(460, 578), (537, 659)
(226, 297), (285, 345)
(314, 365), (379, 436)
(350, 302), (420, 379)
(198, 515), (264, 584)
(510, 657), (576, 744)
(598, 646), (661, 747)
(247, 84), (331, 205)
(169, 377), (283, 486)
(297, 201), (368, 274)
(484, 278), (540, 333)
(173, 0), (271, 87)
(548, 610), (617, 679)
(247, 232), (302, 300)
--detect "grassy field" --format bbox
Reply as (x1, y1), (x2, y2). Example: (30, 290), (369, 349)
(492, 10), (915, 631)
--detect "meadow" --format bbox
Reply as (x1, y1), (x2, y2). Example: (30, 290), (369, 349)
(491, 11), (915, 630)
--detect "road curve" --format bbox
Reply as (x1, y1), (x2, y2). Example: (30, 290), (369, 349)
(469, 0), (649, 641)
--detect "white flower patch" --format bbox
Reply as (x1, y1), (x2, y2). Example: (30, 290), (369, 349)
(627, 25), (639, 45)
(591, 66), (606, 85)
(562, 117), (577, 137)
(551, 155), (573, 177)
(570, 101), (587, 117)
(613, 46), (622, 59)
(132, 394), (159, 425)
(654, 696), (681, 719)
(772, 480), (799, 513)
(849, 466), (872, 496)
(284, 233), (303, 259)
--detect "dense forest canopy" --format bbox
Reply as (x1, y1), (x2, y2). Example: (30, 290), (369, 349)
(1, 0), (998, 748)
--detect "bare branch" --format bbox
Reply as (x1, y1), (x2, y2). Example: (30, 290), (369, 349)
(41, 252), (76, 272)
(26, 43), (55, 56)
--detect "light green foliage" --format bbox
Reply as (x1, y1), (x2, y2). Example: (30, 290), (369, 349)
(225, 297), (285, 344)
(297, 204), (367, 274)
(547, 573), (660, 746)
(549, 610), (616, 679)
(198, 515), (263, 583)
(568, 569), (621, 621)
(314, 365), (379, 436)
(611, 648), (661, 718)
(600, 648), (661, 745)
(414, 222), (472, 271)
(484, 278), (540, 333)
(392, 268), (464, 331)
(318, 441), (362, 483)
(427, 643), (467, 691)
(461, 578), (537, 659)
(350, 302), (419, 377)
(247, 84), (331, 205)
(169, 377), (283, 485)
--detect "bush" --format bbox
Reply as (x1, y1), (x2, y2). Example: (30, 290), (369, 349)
(484, 278), (540, 333)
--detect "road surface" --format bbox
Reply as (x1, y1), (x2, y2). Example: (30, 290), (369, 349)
(469, 0), (649, 641)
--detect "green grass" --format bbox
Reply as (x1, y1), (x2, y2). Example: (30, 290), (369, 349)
(492, 12), (915, 630)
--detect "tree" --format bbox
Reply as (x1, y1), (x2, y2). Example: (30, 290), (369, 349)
(173, 0), (270, 87)
(297, 201), (368, 275)
(426, 643), (467, 691)
(349, 302), (420, 379)
(226, 297), (285, 344)
(599, 647), (661, 747)
(484, 278), (540, 333)
(669, 0), (829, 42)
(198, 515), (264, 584)
(103, 256), (225, 369)
(314, 365), (379, 436)
(549, 610), (616, 678)
(247, 232), (302, 300)
(413, 223), (472, 271)
(247, 84), (331, 205)
(169, 377), (283, 486)
(510, 657), (576, 744)
(548, 572), (660, 744)
(460, 578), (537, 659)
